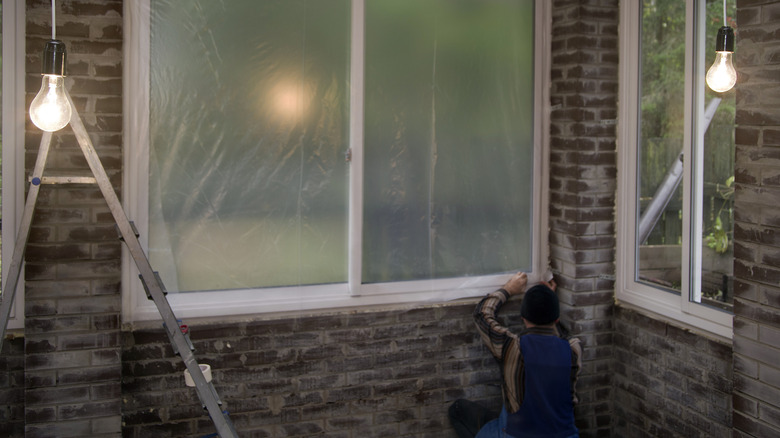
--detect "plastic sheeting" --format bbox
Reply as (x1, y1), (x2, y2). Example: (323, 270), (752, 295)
(362, 0), (535, 283)
(147, 0), (535, 294)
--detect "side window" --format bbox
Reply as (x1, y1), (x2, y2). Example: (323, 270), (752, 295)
(618, 0), (734, 338)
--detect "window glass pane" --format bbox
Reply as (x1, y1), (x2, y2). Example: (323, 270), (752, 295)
(362, 0), (535, 283)
(637, 0), (686, 292)
(699, 0), (735, 309)
(149, 0), (350, 292)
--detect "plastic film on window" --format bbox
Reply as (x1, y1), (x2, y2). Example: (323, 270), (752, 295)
(144, 0), (536, 300)
(362, 0), (535, 284)
(148, 0), (351, 293)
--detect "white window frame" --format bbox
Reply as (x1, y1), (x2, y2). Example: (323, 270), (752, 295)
(617, 0), (732, 339)
(1, 0), (26, 330)
(123, 0), (551, 322)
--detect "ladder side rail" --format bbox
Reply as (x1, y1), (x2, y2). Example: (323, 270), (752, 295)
(67, 98), (238, 438)
(0, 132), (54, 344)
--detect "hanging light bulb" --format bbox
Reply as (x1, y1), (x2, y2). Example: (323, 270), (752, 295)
(706, 50), (736, 92)
(706, 24), (736, 93)
(30, 39), (71, 132)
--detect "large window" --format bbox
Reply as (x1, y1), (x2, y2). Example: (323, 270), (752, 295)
(618, 0), (734, 338)
(124, 0), (549, 321)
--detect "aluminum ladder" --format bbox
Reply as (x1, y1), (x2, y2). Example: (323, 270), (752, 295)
(0, 95), (238, 438)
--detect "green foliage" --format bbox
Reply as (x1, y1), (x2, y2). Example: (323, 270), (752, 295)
(705, 176), (734, 254)
(705, 216), (729, 253)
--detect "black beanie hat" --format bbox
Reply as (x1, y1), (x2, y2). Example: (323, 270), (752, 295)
(520, 284), (560, 325)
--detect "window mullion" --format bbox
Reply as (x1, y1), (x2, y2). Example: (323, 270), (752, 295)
(123, 0), (151, 322)
(348, 0), (365, 296)
(616, 0), (641, 293)
(683, 0), (706, 310)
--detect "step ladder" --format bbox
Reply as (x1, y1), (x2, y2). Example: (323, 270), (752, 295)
(0, 95), (238, 438)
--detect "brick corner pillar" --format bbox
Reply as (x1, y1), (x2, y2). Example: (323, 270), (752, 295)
(732, 1), (780, 437)
(549, 1), (619, 435)
(23, 1), (124, 436)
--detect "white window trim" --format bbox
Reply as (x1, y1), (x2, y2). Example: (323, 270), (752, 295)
(2, 0), (26, 330)
(122, 0), (551, 323)
(616, 0), (732, 340)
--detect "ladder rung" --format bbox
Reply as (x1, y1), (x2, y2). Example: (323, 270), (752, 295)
(28, 175), (97, 185)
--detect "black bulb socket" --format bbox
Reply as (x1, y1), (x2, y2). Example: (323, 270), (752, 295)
(715, 26), (735, 53)
(41, 39), (67, 76)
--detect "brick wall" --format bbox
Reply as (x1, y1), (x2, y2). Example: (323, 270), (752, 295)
(732, 0), (780, 436)
(22, 0), (124, 436)
(548, 0), (619, 435)
(612, 308), (733, 437)
(0, 337), (25, 436)
(122, 303), (514, 437)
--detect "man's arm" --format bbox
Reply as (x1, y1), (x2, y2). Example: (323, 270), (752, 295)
(473, 289), (511, 359)
(473, 272), (528, 359)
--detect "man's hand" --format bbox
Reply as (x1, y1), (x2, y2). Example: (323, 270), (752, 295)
(502, 272), (528, 296)
(541, 279), (557, 292)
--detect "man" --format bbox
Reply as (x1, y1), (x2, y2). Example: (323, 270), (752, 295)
(449, 272), (581, 438)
